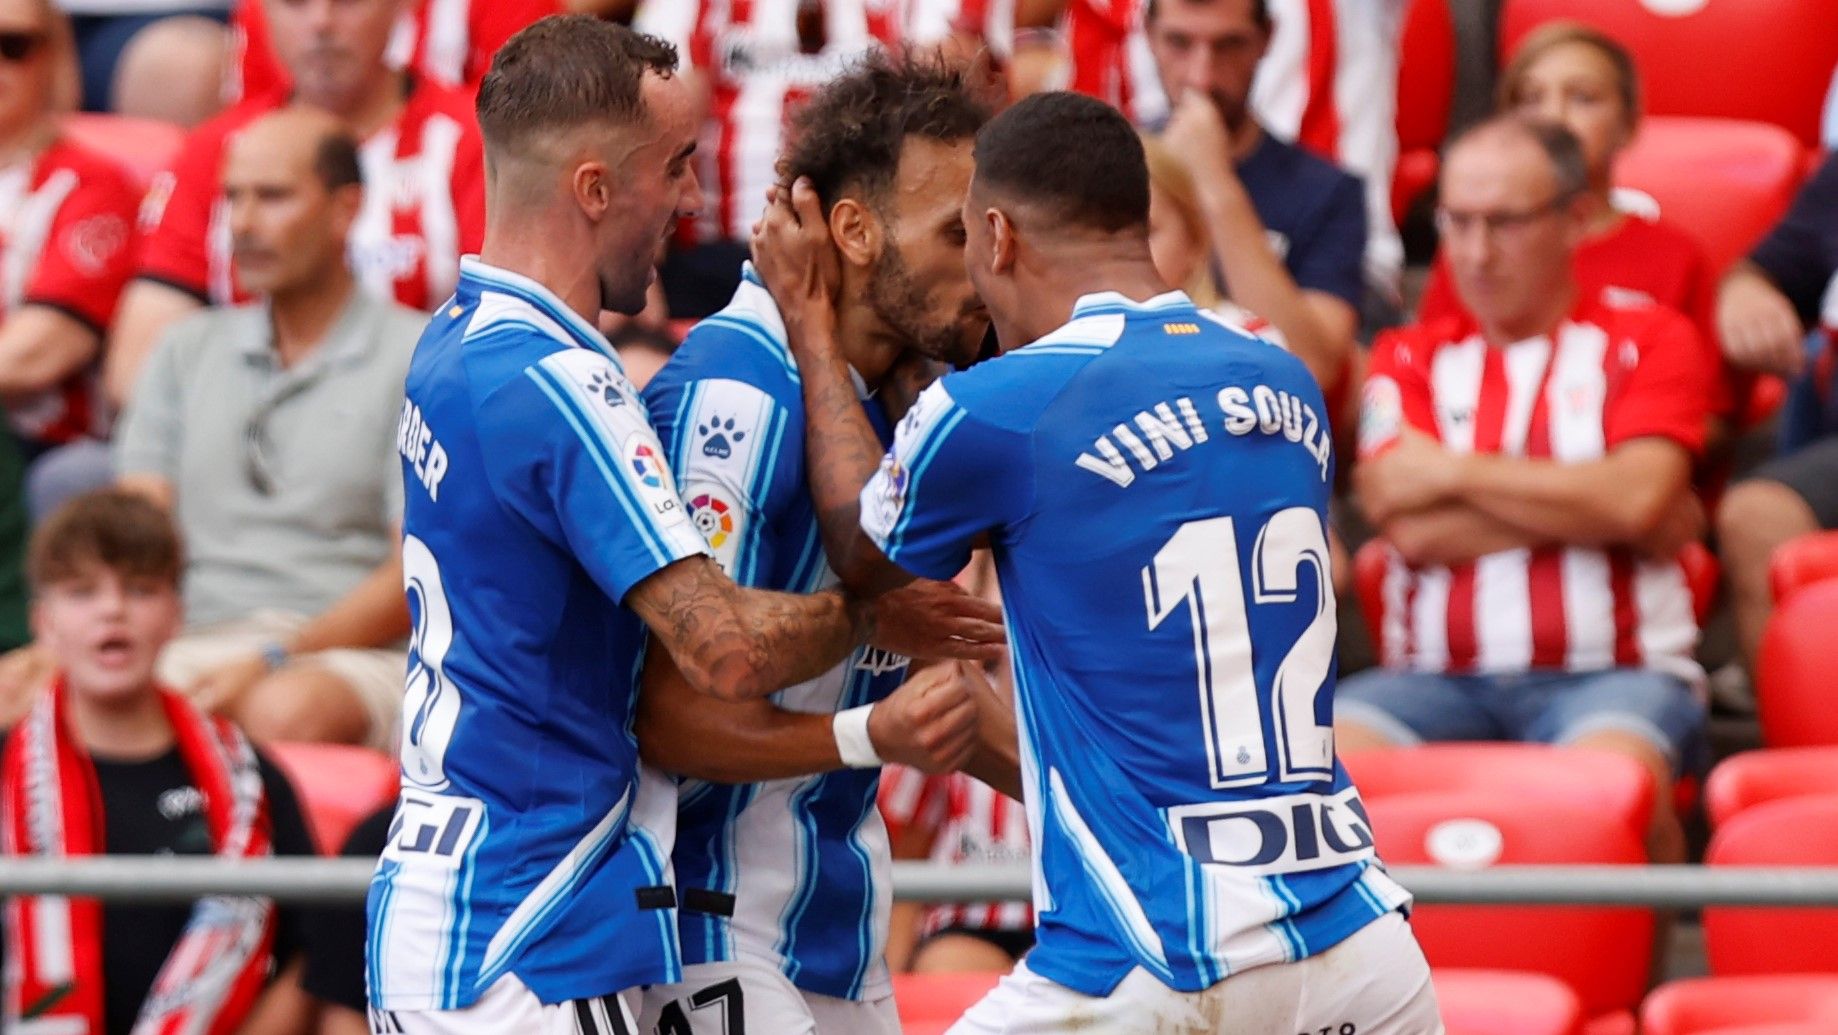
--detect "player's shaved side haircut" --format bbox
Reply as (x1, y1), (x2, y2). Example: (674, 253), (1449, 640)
(780, 51), (990, 214)
(972, 91), (1150, 234)
(475, 15), (677, 167)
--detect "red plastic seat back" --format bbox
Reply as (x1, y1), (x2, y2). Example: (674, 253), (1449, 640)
(1769, 530), (1838, 606)
(1703, 796), (1838, 975)
(1436, 968), (1585, 1035)
(1392, 0), (1455, 221)
(892, 971), (1005, 1035)
(1642, 975), (1838, 1035)
(60, 113), (183, 191)
(1757, 580), (1838, 748)
(1368, 793), (1651, 1017)
(1345, 743), (1655, 843)
(1612, 116), (1804, 275)
(264, 740), (400, 855)
(1499, 0), (1838, 148)
(1705, 747), (1838, 829)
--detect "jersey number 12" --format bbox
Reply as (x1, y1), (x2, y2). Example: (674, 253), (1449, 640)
(1142, 508), (1337, 789)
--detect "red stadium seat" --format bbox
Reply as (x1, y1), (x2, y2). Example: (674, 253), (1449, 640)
(1705, 746), (1838, 828)
(1366, 793), (1650, 1026)
(1392, 0), (1455, 223)
(1436, 969), (1585, 1035)
(1344, 743), (1655, 844)
(1702, 796), (1838, 975)
(1769, 530), (1838, 606)
(60, 113), (183, 191)
(1756, 580), (1838, 748)
(1698, 1027), (1838, 1035)
(264, 740), (399, 855)
(892, 971), (1004, 1035)
(1642, 975), (1838, 1035)
(1499, 0), (1838, 148)
(1610, 116), (1805, 276)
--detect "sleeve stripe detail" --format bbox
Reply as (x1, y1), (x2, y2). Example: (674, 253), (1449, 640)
(524, 365), (676, 570)
(697, 315), (799, 382)
(888, 405), (970, 552)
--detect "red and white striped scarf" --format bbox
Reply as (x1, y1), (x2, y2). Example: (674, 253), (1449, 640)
(1, 678), (276, 1035)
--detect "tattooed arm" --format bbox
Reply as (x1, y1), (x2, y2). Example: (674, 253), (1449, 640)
(752, 177), (916, 597)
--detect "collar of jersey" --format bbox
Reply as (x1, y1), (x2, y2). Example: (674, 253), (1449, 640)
(458, 256), (618, 361)
(1070, 289), (1196, 319)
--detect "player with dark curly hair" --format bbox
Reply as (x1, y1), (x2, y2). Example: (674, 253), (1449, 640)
(635, 51), (1018, 1035)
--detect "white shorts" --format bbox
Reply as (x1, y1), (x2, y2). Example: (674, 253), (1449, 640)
(368, 974), (640, 1035)
(159, 610), (406, 750)
(638, 958), (900, 1035)
(948, 912), (1442, 1035)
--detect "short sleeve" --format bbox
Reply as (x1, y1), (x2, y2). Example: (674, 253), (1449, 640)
(113, 323), (188, 479)
(1748, 152), (1838, 327)
(651, 376), (795, 586)
(1287, 172), (1367, 309)
(23, 166), (138, 334)
(1606, 314), (1713, 456)
(486, 346), (711, 603)
(136, 126), (227, 301)
(860, 381), (1029, 582)
(1358, 330), (1438, 458)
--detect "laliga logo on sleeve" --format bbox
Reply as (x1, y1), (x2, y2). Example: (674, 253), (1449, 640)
(687, 492), (734, 548)
(627, 437), (689, 527)
(628, 441), (665, 488)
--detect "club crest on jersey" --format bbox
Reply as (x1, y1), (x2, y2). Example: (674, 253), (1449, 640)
(688, 492), (735, 548)
(587, 369), (626, 407)
(698, 413), (746, 459)
(628, 442), (665, 488)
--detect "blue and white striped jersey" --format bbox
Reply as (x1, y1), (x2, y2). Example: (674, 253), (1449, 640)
(860, 290), (1412, 997)
(643, 267), (909, 1002)
(367, 258), (710, 1011)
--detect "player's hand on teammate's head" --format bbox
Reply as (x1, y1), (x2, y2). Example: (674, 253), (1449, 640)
(750, 176), (842, 346)
(870, 577), (1007, 664)
(869, 660), (982, 774)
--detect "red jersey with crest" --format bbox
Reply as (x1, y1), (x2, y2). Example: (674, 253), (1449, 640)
(635, 0), (902, 244)
(137, 83), (485, 312)
(228, 0), (559, 101)
(0, 137), (137, 444)
(1359, 291), (1713, 683)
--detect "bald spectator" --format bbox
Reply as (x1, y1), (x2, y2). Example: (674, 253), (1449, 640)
(104, 0), (484, 409)
(0, 110), (420, 749)
(1339, 117), (1714, 864)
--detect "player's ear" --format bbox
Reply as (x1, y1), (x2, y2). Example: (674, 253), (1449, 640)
(572, 160), (613, 221)
(828, 196), (878, 269)
(987, 208), (1016, 275)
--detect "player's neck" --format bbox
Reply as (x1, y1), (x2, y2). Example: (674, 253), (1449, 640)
(831, 292), (902, 387)
(478, 228), (603, 327)
(1479, 278), (1577, 346)
(64, 683), (175, 762)
(1020, 249), (1170, 343)
(269, 264), (357, 368)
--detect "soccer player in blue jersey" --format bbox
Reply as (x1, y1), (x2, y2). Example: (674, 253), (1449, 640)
(364, 18), (1004, 1035)
(635, 56), (1022, 1035)
(750, 91), (1443, 1032)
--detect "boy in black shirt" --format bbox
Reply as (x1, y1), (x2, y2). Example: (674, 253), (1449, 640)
(0, 489), (316, 1034)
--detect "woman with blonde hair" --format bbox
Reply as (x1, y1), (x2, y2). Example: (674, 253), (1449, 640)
(1415, 22), (1715, 351)
(0, 0), (142, 522)
(1141, 132), (1286, 344)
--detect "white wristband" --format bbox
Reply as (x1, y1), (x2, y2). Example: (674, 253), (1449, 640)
(832, 704), (883, 769)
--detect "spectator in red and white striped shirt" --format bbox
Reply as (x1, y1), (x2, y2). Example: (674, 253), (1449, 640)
(1338, 116), (1714, 864)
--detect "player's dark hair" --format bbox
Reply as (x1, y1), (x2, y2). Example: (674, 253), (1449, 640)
(1145, 0), (1272, 30)
(312, 129), (362, 193)
(475, 15), (678, 156)
(779, 51), (989, 213)
(972, 91), (1150, 233)
(1444, 114), (1590, 200)
(29, 489), (182, 592)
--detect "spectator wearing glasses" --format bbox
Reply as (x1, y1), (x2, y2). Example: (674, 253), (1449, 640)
(1339, 116), (1714, 864)
(1415, 23), (1722, 427)
(0, 0), (140, 522)
(0, 108), (420, 748)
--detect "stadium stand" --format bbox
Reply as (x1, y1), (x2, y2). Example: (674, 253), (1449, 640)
(1498, 0), (1838, 149)
(59, 112), (182, 189)
(264, 741), (399, 856)
(1391, 0), (1455, 223)
(1705, 746), (1838, 829)
(1435, 968), (1585, 1035)
(1702, 795), (1838, 974)
(1768, 529), (1838, 604)
(1365, 793), (1650, 1032)
(1756, 579), (1838, 747)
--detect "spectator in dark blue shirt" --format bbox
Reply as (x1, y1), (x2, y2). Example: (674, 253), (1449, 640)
(1716, 152), (1838, 674)
(1144, 0), (1365, 404)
